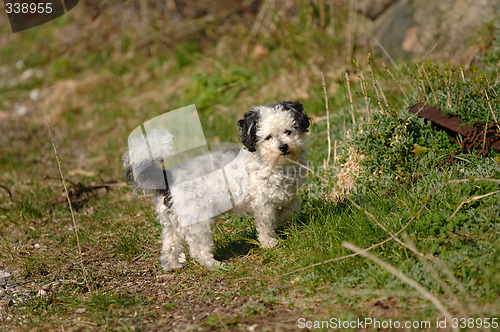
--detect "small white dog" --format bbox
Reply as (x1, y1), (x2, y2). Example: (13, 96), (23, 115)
(123, 101), (310, 270)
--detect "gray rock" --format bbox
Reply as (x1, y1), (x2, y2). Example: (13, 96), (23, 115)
(357, 0), (500, 60)
(355, 0), (400, 20)
(412, 0), (500, 57)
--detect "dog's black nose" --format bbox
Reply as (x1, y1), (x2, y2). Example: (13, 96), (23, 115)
(279, 144), (289, 153)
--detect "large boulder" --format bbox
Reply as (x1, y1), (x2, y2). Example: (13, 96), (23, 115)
(358, 0), (500, 60)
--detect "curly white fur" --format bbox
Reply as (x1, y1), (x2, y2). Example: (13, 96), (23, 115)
(125, 101), (310, 270)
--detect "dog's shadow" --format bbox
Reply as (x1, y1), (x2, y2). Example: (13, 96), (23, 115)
(214, 238), (258, 262)
(212, 214), (311, 262)
(213, 216), (258, 261)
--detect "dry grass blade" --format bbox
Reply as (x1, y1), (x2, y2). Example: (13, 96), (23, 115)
(384, 63), (408, 102)
(343, 242), (458, 331)
(321, 72), (332, 167)
(446, 68), (453, 110)
(343, 195), (420, 253)
(451, 190), (500, 218)
(460, 68), (466, 83)
(368, 33), (398, 69)
(376, 79), (389, 109)
(354, 60), (370, 120)
(430, 255), (469, 296)
(419, 79), (428, 102)
(345, 0), (356, 62)
(404, 62), (422, 102)
(346, 193), (469, 314)
(420, 63), (437, 104)
(251, 0), (280, 40)
(345, 72), (356, 124)
(318, 0), (326, 28)
(360, 73), (370, 118)
(402, 233), (467, 314)
(484, 90), (500, 132)
(344, 194), (449, 273)
(367, 54), (385, 112)
(44, 114), (92, 293)
(333, 140), (337, 164)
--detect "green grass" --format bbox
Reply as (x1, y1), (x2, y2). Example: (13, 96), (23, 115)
(0, 2), (499, 330)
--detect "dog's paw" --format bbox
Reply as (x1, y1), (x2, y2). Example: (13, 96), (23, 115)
(161, 262), (185, 271)
(160, 255), (185, 271)
(204, 259), (223, 269)
(178, 252), (186, 264)
(259, 236), (278, 249)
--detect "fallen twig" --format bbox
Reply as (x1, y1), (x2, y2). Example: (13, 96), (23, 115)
(0, 184), (14, 204)
(44, 114), (92, 292)
(46, 181), (116, 206)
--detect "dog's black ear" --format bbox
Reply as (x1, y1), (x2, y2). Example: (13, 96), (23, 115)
(238, 108), (260, 152)
(279, 101), (311, 132)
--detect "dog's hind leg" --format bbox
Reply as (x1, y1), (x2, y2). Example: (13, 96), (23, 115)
(155, 194), (186, 271)
(159, 221), (186, 271)
(276, 197), (301, 227)
(183, 219), (222, 269)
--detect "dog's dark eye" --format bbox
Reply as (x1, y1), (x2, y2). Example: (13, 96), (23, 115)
(265, 135), (272, 140)
(284, 129), (292, 135)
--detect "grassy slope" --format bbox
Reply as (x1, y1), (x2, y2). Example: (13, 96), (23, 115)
(0, 3), (499, 331)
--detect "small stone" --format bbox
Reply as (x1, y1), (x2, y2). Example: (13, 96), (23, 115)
(29, 89), (41, 101)
(19, 68), (35, 81)
(14, 104), (28, 116)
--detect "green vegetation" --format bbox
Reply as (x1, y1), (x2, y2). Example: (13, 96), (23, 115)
(0, 2), (499, 330)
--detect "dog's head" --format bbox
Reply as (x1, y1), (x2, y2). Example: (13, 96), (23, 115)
(238, 101), (310, 165)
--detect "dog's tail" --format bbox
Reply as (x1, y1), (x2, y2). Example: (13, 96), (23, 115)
(122, 128), (174, 195)
(121, 150), (134, 185)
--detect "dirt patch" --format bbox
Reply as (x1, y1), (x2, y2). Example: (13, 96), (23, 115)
(367, 295), (403, 318)
(1, 261), (307, 331)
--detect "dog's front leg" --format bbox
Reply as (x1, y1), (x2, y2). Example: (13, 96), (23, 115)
(277, 197), (301, 226)
(254, 204), (279, 248)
